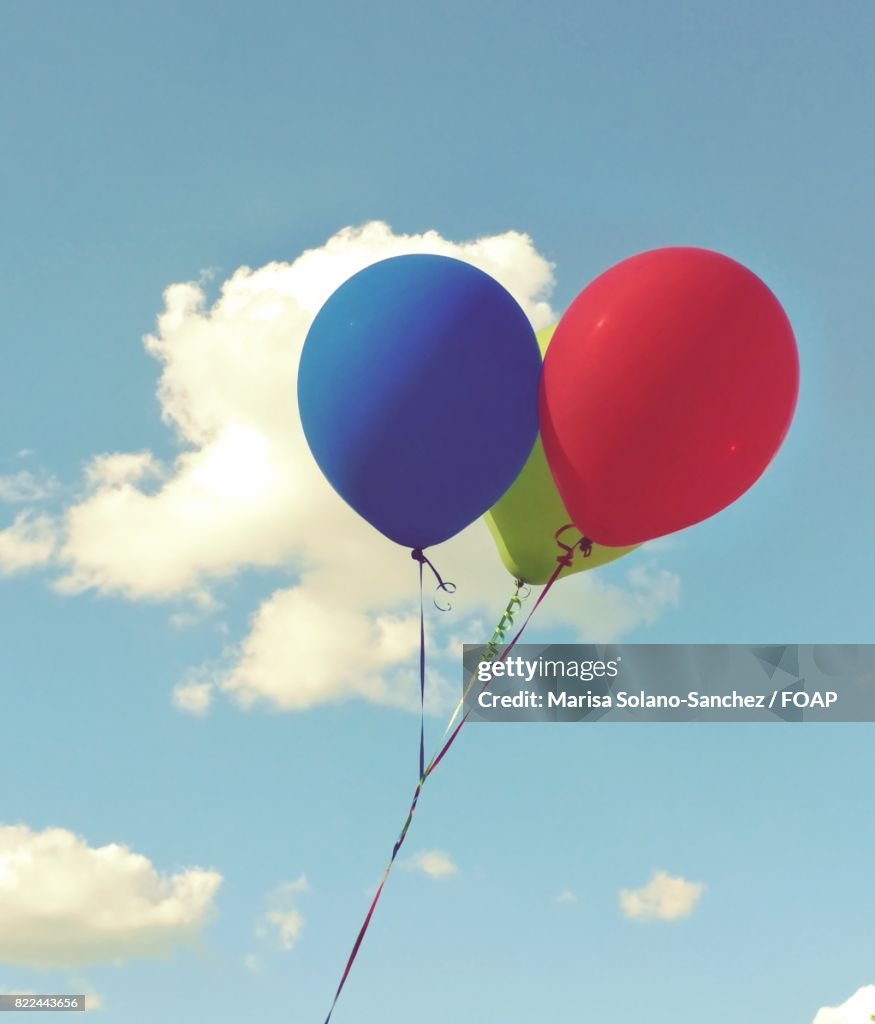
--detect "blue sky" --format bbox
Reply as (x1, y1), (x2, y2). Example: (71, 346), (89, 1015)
(1, 1), (874, 1022)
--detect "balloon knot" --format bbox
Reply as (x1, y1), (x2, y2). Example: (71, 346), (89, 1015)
(411, 548), (425, 564)
(579, 536), (593, 558)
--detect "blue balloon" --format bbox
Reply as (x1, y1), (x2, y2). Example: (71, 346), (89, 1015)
(297, 254), (542, 549)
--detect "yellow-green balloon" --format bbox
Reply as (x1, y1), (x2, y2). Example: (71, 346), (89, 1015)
(484, 325), (637, 584)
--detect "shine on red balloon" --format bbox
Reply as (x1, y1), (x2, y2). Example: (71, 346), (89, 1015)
(539, 247), (800, 547)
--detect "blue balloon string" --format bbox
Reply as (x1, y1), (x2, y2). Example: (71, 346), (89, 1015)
(410, 549), (455, 780)
(417, 556), (425, 779)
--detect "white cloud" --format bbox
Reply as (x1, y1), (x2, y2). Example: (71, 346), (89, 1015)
(67, 980), (104, 1012)
(619, 870), (704, 922)
(274, 875), (309, 896)
(262, 909), (304, 951)
(221, 587), (423, 711)
(84, 452), (162, 489)
(83, 991), (103, 1011)
(216, 531), (679, 714)
(255, 875), (309, 952)
(0, 513), (57, 575)
(54, 222), (556, 603)
(172, 681), (214, 716)
(2, 221), (678, 715)
(576, 562), (680, 640)
(0, 470), (57, 503)
(244, 953), (266, 975)
(557, 889), (577, 904)
(0, 824), (222, 968)
(401, 850), (458, 879)
(813, 986), (875, 1024)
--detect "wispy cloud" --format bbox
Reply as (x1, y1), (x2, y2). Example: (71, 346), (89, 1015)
(0, 470), (57, 503)
(401, 850), (459, 879)
(172, 680), (214, 716)
(244, 953), (267, 976)
(255, 875), (310, 952)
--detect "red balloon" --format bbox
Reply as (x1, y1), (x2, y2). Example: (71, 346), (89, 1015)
(540, 247), (799, 546)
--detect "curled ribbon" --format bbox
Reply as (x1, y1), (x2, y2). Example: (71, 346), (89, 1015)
(411, 547), (456, 611)
(554, 523), (593, 572)
(480, 581), (526, 663)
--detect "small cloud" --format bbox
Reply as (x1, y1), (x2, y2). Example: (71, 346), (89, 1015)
(169, 612), (199, 630)
(0, 470), (58, 503)
(255, 875), (309, 953)
(273, 875), (309, 897)
(262, 910), (303, 951)
(812, 986), (875, 1023)
(166, 591), (220, 629)
(244, 953), (266, 976)
(68, 980), (103, 1012)
(84, 991), (103, 1011)
(557, 889), (577, 905)
(401, 850), (458, 880)
(197, 266), (221, 285)
(172, 681), (214, 716)
(619, 870), (704, 922)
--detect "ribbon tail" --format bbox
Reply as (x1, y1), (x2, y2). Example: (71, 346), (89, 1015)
(320, 543), (578, 1023)
(322, 776), (426, 1023)
(323, 878), (386, 1024)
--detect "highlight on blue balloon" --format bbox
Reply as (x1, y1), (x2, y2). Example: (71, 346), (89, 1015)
(297, 254), (543, 549)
